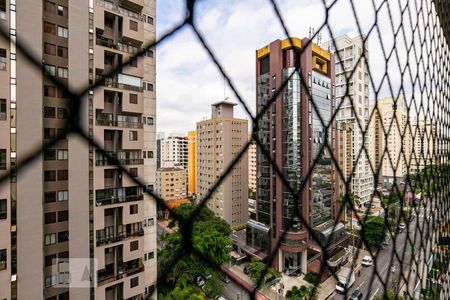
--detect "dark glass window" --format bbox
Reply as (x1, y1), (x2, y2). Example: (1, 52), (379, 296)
(44, 149), (56, 160)
(58, 231), (69, 243)
(0, 249), (7, 270)
(0, 199), (6, 219)
(0, 99), (6, 120)
(44, 86), (56, 97)
(130, 20), (138, 31)
(0, 149), (5, 169)
(45, 212), (57, 224)
(57, 170), (68, 181)
(44, 106), (56, 118)
(130, 241), (138, 251)
(44, 170), (56, 182)
(58, 210), (68, 222)
(44, 192), (57, 203)
(44, 43), (56, 56)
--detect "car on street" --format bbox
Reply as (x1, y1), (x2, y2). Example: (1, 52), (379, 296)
(397, 223), (406, 232)
(363, 203), (376, 209)
(196, 276), (205, 287)
(348, 290), (364, 300)
(361, 255), (373, 267)
(220, 273), (231, 283)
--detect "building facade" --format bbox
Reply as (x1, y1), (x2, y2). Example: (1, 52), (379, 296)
(196, 101), (248, 229)
(323, 35), (373, 205)
(160, 134), (188, 170)
(156, 167), (187, 201)
(410, 119), (435, 173)
(248, 139), (257, 195)
(248, 37), (340, 275)
(187, 130), (197, 196)
(0, 1), (157, 299)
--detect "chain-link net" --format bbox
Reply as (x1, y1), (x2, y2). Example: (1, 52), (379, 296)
(0, 0), (449, 299)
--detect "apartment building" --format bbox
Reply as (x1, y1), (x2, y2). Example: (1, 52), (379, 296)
(187, 130), (196, 196)
(160, 134), (188, 170)
(156, 167), (187, 200)
(323, 35), (373, 204)
(0, 1), (157, 299)
(196, 101), (248, 229)
(410, 119), (436, 173)
(248, 139), (257, 195)
(370, 95), (410, 184)
(247, 38), (342, 275)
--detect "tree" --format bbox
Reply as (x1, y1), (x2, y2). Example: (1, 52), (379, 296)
(360, 216), (387, 248)
(285, 285), (311, 300)
(247, 257), (281, 285)
(159, 286), (203, 300)
(373, 290), (404, 300)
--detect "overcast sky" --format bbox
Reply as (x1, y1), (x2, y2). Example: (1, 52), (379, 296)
(155, 0), (431, 134)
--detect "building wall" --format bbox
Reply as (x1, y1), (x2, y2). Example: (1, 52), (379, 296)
(160, 134), (188, 170)
(156, 168), (187, 200)
(187, 130), (196, 196)
(248, 140), (257, 193)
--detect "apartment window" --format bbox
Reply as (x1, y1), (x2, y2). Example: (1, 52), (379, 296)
(44, 1), (56, 13)
(57, 5), (66, 16)
(44, 22), (56, 35)
(145, 82), (153, 91)
(129, 131), (138, 141)
(44, 128), (56, 139)
(147, 218), (154, 226)
(0, 48), (6, 71)
(57, 108), (67, 119)
(143, 151), (146, 159)
(44, 149), (56, 160)
(130, 58), (138, 67)
(57, 67), (68, 79)
(129, 168), (138, 178)
(130, 20), (138, 31)
(57, 26), (68, 38)
(148, 151), (153, 158)
(58, 210), (68, 222)
(58, 231), (69, 243)
(44, 86), (56, 97)
(130, 276), (139, 288)
(147, 251), (154, 259)
(45, 233), (57, 245)
(130, 204), (138, 214)
(57, 46), (68, 58)
(44, 64), (56, 76)
(0, 249), (6, 271)
(0, 99), (5, 120)
(45, 254), (56, 267)
(45, 192), (57, 203)
(45, 275), (57, 288)
(58, 170), (68, 181)
(0, 0), (5, 20)
(57, 150), (68, 160)
(45, 212), (57, 224)
(129, 93), (138, 104)
(0, 149), (5, 169)
(58, 87), (68, 98)
(44, 106), (56, 118)
(130, 241), (138, 251)
(0, 199), (6, 219)
(145, 50), (153, 58)
(146, 16), (154, 25)
(58, 190), (68, 202)
(57, 128), (67, 139)
(44, 43), (56, 56)
(44, 170), (56, 182)
(147, 117), (154, 125)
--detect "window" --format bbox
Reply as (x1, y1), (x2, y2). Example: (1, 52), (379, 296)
(130, 276), (139, 288)
(44, 22), (56, 35)
(130, 20), (138, 31)
(58, 190), (68, 202)
(57, 128), (67, 139)
(0, 149), (5, 169)
(45, 254), (56, 267)
(147, 218), (154, 226)
(57, 67), (68, 79)
(57, 5), (66, 16)
(130, 204), (138, 214)
(58, 170), (68, 181)
(129, 168), (138, 178)
(44, 43), (56, 56)
(146, 16), (154, 25)
(57, 108), (67, 119)
(57, 26), (68, 38)
(45, 212), (57, 224)
(44, 171), (56, 182)
(0, 0), (6, 20)
(44, 149), (56, 160)
(0, 48), (6, 71)
(45, 233), (57, 245)
(0, 249), (5, 271)
(147, 117), (154, 125)
(129, 94), (138, 104)
(45, 275), (57, 288)
(44, 192), (57, 203)
(148, 151), (153, 159)
(44, 107), (56, 118)
(58, 210), (68, 222)
(58, 231), (69, 243)
(57, 150), (68, 160)
(44, 86), (56, 97)
(0, 99), (5, 120)
(130, 240), (138, 251)
(129, 131), (138, 141)
(57, 46), (68, 58)
(130, 58), (138, 67)
(44, 1), (56, 13)
(0, 199), (6, 219)
(147, 251), (154, 259)
(145, 50), (153, 58)
(44, 128), (56, 139)
(44, 64), (56, 76)
(145, 82), (153, 91)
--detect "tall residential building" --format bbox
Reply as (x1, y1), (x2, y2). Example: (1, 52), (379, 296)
(196, 101), (248, 229)
(156, 167), (187, 201)
(160, 134), (188, 169)
(0, 1), (157, 299)
(156, 132), (165, 169)
(248, 139), (257, 194)
(187, 130), (197, 196)
(370, 95), (409, 183)
(323, 35), (372, 204)
(247, 37), (341, 275)
(410, 119), (435, 173)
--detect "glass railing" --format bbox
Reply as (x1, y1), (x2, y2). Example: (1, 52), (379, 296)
(96, 113), (143, 129)
(97, 258), (144, 286)
(96, 36), (141, 55)
(95, 150), (143, 166)
(96, 75), (143, 92)
(96, 186), (143, 206)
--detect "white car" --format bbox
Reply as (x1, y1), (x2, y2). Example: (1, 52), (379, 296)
(361, 256), (373, 267)
(398, 223), (406, 231)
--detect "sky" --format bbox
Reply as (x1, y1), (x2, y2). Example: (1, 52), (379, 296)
(155, 0), (432, 134)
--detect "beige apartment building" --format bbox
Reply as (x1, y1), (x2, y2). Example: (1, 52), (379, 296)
(410, 119), (436, 173)
(370, 95), (410, 184)
(156, 167), (187, 200)
(0, 1), (157, 299)
(196, 101), (248, 229)
(248, 139), (257, 194)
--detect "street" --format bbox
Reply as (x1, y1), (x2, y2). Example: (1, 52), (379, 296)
(222, 279), (251, 300)
(330, 203), (432, 300)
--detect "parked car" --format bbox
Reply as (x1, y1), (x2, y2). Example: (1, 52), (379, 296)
(203, 273), (212, 280)
(348, 290), (364, 300)
(196, 276), (205, 287)
(361, 256), (373, 267)
(397, 223), (406, 232)
(220, 273), (231, 283)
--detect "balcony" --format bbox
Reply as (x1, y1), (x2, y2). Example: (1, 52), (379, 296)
(96, 113), (143, 129)
(96, 150), (143, 166)
(96, 186), (143, 206)
(96, 35), (141, 55)
(96, 0), (141, 20)
(96, 75), (143, 92)
(96, 223), (144, 246)
(97, 258), (144, 286)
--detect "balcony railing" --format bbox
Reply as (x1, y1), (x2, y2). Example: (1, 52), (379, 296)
(96, 227), (144, 246)
(96, 113), (143, 129)
(96, 0), (141, 20)
(96, 36), (141, 55)
(96, 186), (143, 206)
(97, 258), (144, 286)
(96, 75), (143, 92)
(96, 150), (143, 166)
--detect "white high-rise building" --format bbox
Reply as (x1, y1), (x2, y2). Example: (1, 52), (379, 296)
(248, 139), (257, 194)
(160, 134), (188, 169)
(323, 35), (373, 204)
